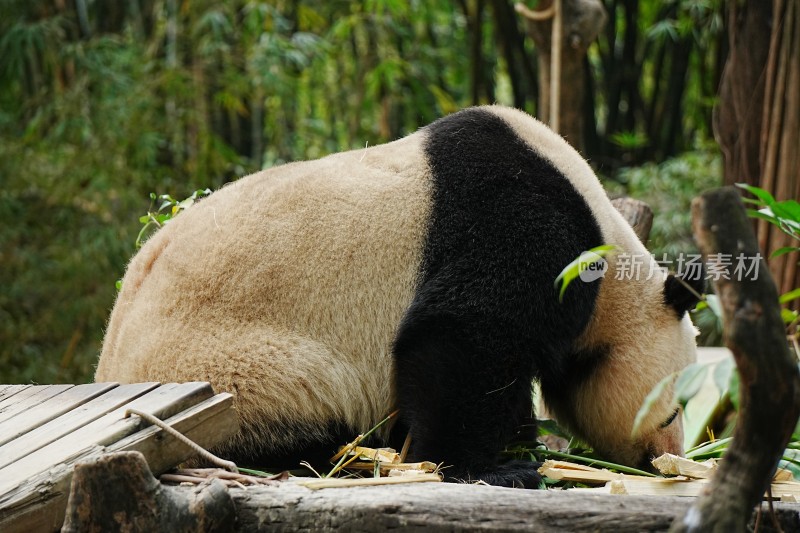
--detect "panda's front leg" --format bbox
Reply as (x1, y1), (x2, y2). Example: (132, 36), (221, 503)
(393, 313), (542, 489)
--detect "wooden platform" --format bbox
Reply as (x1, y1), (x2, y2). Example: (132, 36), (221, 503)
(0, 382), (238, 532)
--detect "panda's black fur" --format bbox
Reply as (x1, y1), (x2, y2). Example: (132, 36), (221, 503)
(394, 109), (603, 486)
(96, 106), (700, 488)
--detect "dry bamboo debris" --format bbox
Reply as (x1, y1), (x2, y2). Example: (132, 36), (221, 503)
(540, 457), (800, 501)
(300, 473), (441, 490)
(330, 445), (439, 476)
(651, 454), (793, 482)
(608, 478), (800, 502)
(538, 460), (671, 485)
(159, 468), (288, 488)
(651, 453), (717, 479)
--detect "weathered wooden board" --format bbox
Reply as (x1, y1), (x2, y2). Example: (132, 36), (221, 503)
(0, 381), (212, 494)
(109, 392), (238, 472)
(0, 385), (23, 397)
(0, 385), (35, 411)
(0, 382), (160, 469)
(0, 382), (119, 447)
(0, 382), (239, 533)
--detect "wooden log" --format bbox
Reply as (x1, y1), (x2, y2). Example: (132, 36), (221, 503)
(205, 481), (800, 532)
(611, 197), (654, 244)
(62, 451), (235, 532)
(669, 187), (800, 532)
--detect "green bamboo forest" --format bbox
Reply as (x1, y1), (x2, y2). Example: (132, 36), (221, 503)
(0, 0), (782, 385)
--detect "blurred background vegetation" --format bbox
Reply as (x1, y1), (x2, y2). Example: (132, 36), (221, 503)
(0, 0), (729, 384)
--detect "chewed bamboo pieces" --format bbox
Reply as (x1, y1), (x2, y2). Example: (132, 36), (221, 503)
(540, 455), (800, 501)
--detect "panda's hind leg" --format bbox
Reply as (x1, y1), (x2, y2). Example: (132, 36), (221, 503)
(129, 324), (384, 473)
(393, 315), (542, 488)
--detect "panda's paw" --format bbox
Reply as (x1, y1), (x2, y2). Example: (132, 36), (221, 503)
(447, 460), (544, 489)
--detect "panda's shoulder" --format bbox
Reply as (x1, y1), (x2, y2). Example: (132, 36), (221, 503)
(424, 105), (546, 143)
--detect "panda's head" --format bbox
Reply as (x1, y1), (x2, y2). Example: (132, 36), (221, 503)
(459, 105), (701, 470)
(545, 266), (702, 470)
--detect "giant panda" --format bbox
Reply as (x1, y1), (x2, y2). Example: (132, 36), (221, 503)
(96, 105), (701, 488)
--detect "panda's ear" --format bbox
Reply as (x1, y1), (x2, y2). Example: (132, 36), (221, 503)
(663, 272), (704, 318)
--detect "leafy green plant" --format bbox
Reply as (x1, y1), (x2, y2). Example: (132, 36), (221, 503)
(737, 183), (800, 259)
(553, 245), (616, 301)
(113, 189), (212, 292)
(135, 189), (212, 248)
(737, 183), (800, 332)
(632, 183), (800, 478)
(610, 131), (649, 150)
(605, 148), (722, 259)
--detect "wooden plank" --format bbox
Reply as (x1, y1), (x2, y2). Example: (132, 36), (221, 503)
(0, 385), (50, 412)
(0, 385), (31, 399)
(0, 382), (159, 470)
(0, 392), (238, 533)
(0, 385), (22, 397)
(0, 383), (119, 447)
(0, 385), (33, 409)
(109, 392), (238, 474)
(0, 384), (74, 425)
(0, 381), (213, 495)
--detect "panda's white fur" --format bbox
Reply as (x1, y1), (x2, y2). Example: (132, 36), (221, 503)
(96, 105), (698, 485)
(97, 132), (432, 455)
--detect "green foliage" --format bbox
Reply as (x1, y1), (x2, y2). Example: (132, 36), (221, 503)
(632, 184), (800, 476)
(0, 0), (727, 385)
(737, 184), (800, 256)
(609, 131), (648, 150)
(737, 183), (800, 330)
(0, 1), (476, 384)
(135, 189), (212, 249)
(606, 148), (722, 258)
(554, 245), (616, 302)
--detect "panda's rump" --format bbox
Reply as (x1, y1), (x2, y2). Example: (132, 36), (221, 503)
(97, 133), (433, 454)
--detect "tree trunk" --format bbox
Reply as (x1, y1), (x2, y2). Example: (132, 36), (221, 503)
(62, 452), (235, 532)
(715, 1), (771, 190)
(463, 0), (487, 106)
(670, 188), (800, 532)
(517, 0), (607, 154)
(758, 0), (800, 299)
(716, 0), (800, 301)
(490, 0), (537, 110)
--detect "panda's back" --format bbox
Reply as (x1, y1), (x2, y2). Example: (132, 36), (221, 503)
(96, 106), (616, 461)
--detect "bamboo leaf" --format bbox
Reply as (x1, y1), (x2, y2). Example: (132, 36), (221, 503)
(780, 288), (800, 305)
(736, 183), (776, 206)
(772, 246), (800, 258)
(782, 308), (799, 325)
(712, 357), (734, 396)
(632, 373), (675, 437)
(674, 362), (708, 406)
(554, 245), (616, 302)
